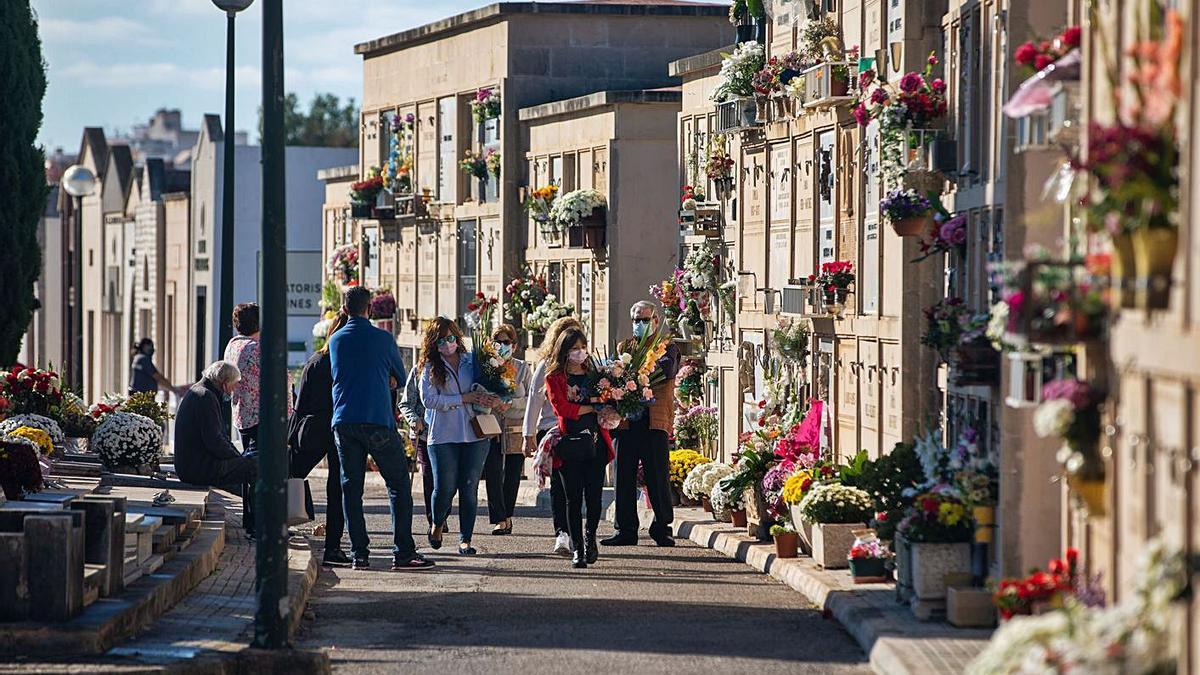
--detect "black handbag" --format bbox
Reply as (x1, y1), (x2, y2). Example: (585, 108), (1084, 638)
(556, 431), (598, 463)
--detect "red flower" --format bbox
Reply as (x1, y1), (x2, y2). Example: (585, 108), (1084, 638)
(1061, 26), (1082, 48)
(1034, 54), (1054, 71)
(1015, 41), (1038, 66)
(467, 303), (478, 311)
(475, 291), (485, 299)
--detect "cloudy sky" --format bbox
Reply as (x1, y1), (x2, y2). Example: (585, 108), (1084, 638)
(33, 0), (481, 152)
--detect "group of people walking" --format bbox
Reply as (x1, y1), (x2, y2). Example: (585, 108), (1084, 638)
(172, 285), (681, 571)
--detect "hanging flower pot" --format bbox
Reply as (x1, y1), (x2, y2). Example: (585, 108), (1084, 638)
(891, 215), (934, 237)
(1131, 227), (1178, 310)
(350, 202), (372, 218)
(823, 288), (849, 317)
(583, 223), (606, 249)
(1109, 232), (1137, 309)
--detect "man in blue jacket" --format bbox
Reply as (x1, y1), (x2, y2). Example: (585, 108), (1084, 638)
(330, 285), (434, 571)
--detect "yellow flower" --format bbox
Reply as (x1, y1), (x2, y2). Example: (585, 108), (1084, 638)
(782, 470), (814, 505)
(9, 426), (52, 456)
(938, 502), (966, 526)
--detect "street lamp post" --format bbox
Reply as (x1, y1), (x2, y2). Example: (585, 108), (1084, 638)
(212, 0), (253, 365)
(61, 165), (97, 395)
(253, 0), (289, 650)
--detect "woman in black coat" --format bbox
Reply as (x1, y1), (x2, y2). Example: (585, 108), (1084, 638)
(289, 313), (349, 567)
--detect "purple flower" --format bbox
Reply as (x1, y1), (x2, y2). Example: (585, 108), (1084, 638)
(870, 88), (889, 105)
(899, 72), (924, 93)
(1041, 378), (1094, 409)
(853, 103), (870, 127)
(931, 78), (947, 93)
(405, 113), (415, 123)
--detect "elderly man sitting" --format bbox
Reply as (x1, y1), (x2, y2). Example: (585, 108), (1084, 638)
(174, 361), (258, 496)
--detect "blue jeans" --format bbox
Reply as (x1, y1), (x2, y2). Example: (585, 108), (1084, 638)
(333, 423), (416, 560)
(428, 440), (491, 543)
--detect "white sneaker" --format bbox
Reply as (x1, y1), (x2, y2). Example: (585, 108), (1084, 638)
(553, 532), (572, 556)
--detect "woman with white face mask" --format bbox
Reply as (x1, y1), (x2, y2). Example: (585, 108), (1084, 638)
(482, 324), (529, 535)
(543, 327), (614, 568)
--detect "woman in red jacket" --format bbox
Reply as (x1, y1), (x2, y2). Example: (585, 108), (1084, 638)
(544, 327), (613, 568)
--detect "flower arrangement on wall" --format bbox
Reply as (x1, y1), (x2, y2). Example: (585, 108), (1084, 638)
(524, 295), (574, 333)
(326, 245), (358, 287)
(349, 166), (384, 205)
(470, 87), (501, 123)
(810, 260), (854, 311)
(713, 41), (765, 102)
(913, 212), (967, 261)
(1033, 378), (1104, 474)
(880, 188), (936, 236)
(368, 289), (396, 320)
(459, 149), (492, 180)
(524, 184), (558, 226)
(1013, 25), (1081, 75)
(772, 318), (811, 366)
(650, 269), (686, 330)
(548, 188), (606, 228)
(921, 297), (986, 362)
(751, 50), (807, 98)
(383, 113), (414, 194)
(680, 184), (706, 209)
(504, 266), (548, 326)
(854, 52), (948, 182)
(704, 134), (735, 182)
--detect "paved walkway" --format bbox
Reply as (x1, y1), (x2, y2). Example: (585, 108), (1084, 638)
(296, 472), (870, 674)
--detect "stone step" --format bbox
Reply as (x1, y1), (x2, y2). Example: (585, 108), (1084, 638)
(83, 564), (104, 607)
(152, 525), (178, 554)
(141, 552), (165, 576)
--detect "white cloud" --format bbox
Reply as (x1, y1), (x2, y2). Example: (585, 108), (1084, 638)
(40, 16), (166, 46)
(60, 60), (261, 91)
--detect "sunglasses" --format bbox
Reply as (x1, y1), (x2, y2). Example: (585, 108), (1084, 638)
(633, 318), (652, 325)
(436, 335), (457, 346)
(494, 339), (514, 346)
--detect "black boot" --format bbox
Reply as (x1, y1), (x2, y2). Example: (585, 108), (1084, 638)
(572, 547), (587, 568)
(585, 532), (599, 564)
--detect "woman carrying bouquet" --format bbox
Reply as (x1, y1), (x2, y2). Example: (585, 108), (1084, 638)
(483, 324), (529, 535)
(544, 327), (614, 568)
(521, 316), (584, 555)
(419, 318), (500, 555)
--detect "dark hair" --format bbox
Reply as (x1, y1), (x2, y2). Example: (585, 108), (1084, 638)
(232, 303), (260, 335)
(492, 323), (518, 345)
(318, 312), (350, 354)
(133, 337), (154, 355)
(344, 286), (371, 316)
(546, 327), (588, 377)
(418, 317), (465, 387)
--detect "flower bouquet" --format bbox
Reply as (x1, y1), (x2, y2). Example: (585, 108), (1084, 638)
(0, 434), (43, 500)
(524, 184), (559, 231)
(1013, 26), (1081, 76)
(811, 260), (854, 315)
(921, 297), (985, 362)
(705, 136), (735, 182)
(349, 167), (384, 208)
(650, 269), (686, 333)
(679, 184), (706, 210)
(524, 295), (574, 333)
(1033, 379), (1105, 511)
(91, 411), (163, 473)
(326, 245), (359, 286)
(896, 486), (974, 544)
(913, 212), (968, 262)
(880, 189), (935, 237)
(465, 292), (499, 330)
(470, 328), (518, 413)
(470, 87), (501, 123)
(589, 337), (663, 426)
(369, 289), (397, 320)
(0, 367), (65, 419)
(548, 188), (606, 228)
(854, 52), (948, 182)
(460, 149), (491, 181)
(991, 548), (1096, 620)
(772, 318), (811, 365)
(713, 41), (765, 103)
(384, 114), (415, 194)
(60, 393), (97, 439)
(674, 404), (718, 450)
(674, 357), (706, 403)
(504, 266), (548, 325)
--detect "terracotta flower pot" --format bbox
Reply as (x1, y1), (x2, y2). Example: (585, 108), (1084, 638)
(701, 496), (712, 513)
(1131, 227), (1178, 310)
(890, 215), (932, 237)
(773, 532), (799, 559)
(731, 509), (748, 527)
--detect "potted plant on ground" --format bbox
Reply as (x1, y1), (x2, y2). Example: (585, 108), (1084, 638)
(770, 523), (799, 559)
(799, 482), (874, 569)
(896, 486), (974, 601)
(717, 443), (774, 539)
(0, 434), (43, 500)
(881, 188), (936, 237)
(670, 449), (711, 506)
(713, 479), (746, 527)
(848, 536), (893, 583)
(90, 411), (163, 475)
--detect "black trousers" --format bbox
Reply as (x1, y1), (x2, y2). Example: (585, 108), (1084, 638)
(415, 439), (435, 526)
(537, 429), (568, 536)
(559, 444), (606, 552)
(239, 426), (258, 533)
(613, 422), (674, 539)
(290, 438), (345, 552)
(483, 438), (523, 524)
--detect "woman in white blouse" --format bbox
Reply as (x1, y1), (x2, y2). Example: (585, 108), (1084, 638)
(521, 316), (585, 555)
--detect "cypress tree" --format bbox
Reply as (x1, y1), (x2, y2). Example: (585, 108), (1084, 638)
(0, 2), (48, 365)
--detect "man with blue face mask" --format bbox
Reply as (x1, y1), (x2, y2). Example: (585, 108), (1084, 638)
(602, 300), (681, 547)
(173, 361), (259, 509)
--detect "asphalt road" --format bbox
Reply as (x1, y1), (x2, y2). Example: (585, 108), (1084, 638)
(296, 473), (870, 674)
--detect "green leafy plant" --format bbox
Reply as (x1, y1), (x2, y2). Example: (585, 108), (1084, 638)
(120, 392), (170, 426)
(842, 442), (923, 540)
(769, 523), (793, 537)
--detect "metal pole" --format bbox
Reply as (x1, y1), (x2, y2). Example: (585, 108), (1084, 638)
(253, 0), (288, 649)
(218, 11), (237, 362)
(71, 195), (83, 393)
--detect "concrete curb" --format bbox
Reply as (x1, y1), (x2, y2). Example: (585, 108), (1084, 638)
(674, 516), (991, 675)
(0, 503), (226, 657)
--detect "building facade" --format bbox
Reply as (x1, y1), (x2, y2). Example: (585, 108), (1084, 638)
(344, 1), (731, 363)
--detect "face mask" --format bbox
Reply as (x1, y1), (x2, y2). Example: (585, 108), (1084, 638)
(632, 322), (649, 339)
(438, 342), (458, 357)
(568, 349), (589, 365)
(221, 390), (233, 402)
(495, 343), (513, 359)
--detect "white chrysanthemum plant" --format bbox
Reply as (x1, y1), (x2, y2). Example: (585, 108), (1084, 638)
(547, 189), (606, 230)
(92, 411), (164, 472)
(0, 413), (65, 448)
(797, 482), (875, 524)
(682, 461), (712, 501)
(710, 478), (745, 514)
(698, 462), (734, 499)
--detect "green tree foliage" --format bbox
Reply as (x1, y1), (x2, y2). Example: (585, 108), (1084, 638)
(0, 2), (49, 365)
(258, 92), (359, 147)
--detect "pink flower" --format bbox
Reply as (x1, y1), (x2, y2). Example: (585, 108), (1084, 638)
(899, 72), (924, 93)
(626, 380), (638, 392)
(598, 378), (611, 390)
(858, 69), (876, 89)
(642, 387), (654, 400)
(610, 388), (625, 401)
(931, 78), (946, 93)
(1015, 42), (1038, 66)
(1034, 54), (1054, 71)
(853, 103), (870, 127)
(870, 88), (889, 105)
